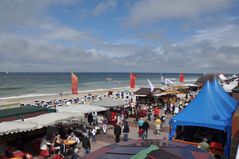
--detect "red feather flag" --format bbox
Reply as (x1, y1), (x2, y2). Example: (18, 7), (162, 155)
(71, 72), (78, 94)
(179, 73), (184, 83)
(130, 73), (136, 88)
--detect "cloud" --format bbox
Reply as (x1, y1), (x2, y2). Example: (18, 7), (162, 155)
(125, 0), (232, 26)
(0, 0), (75, 28)
(1, 21), (239, 73)
(0, 1), (238, 73)
(45, 26), (95, 42)
(92, 0), (117, 16)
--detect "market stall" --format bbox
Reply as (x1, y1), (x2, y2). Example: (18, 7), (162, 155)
(169, 80), (238, 158)
(91, 98), (129, 125)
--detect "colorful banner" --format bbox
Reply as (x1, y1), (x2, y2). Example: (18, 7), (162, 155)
(71, 72), (78, 94)
(130, 73), (136, 88)
(179, 73), (184, 83)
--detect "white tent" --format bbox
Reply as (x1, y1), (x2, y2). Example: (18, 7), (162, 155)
(165, 78), (174, 85)
(57, 104), (107, 114)
(219, 74), (227, 81)
(0, 120), (38, 136)
(92, 98), (128, 108)
(223, 80), (238, 92)
(25, 112), (78, 127)
(182, 83), (198, 87)
(230, 74), (238, 79)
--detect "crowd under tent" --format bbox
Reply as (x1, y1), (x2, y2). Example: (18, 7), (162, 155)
(91, 98), (128, 108)
(134, 88), (165, 104)
(169, 80), (238, 158)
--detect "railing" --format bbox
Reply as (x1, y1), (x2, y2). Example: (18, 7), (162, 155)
(172, 139), (199, 147)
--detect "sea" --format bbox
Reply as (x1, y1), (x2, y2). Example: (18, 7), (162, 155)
(0, 72), (202, 99)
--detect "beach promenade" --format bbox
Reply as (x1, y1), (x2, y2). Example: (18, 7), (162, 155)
(30, 115), (170, 159)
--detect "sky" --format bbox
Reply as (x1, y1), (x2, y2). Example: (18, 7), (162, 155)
(0, 0), (239, 73)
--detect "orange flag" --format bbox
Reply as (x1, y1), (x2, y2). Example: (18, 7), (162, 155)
(71, 72), (78, 94)
(130, 73), (136, 88)
(179, 73), (184, 83)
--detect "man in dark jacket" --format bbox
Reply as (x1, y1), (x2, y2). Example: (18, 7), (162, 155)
(88, 113), (93, 125)
(142, 119), (150, 139)
(114, 123), (122, 143)
(82, 135), (91, 155)
(71, 148), (80, 159)
(122, 121), (130, 141)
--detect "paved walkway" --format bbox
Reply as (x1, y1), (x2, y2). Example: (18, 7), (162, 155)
(33, 114), (173, 158)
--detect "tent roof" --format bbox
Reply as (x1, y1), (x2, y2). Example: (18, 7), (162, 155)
(57, 104), (107, 114)
(219, 74), (228, 81)
(232, 85), (239, 93)
(0, 106), (55, 119)
(91, 98), (128, 108)
(212, 80), (238, 111)
(25, 112), (78, 127)
(134, 88), (164, 96)
(171, 81), (237, 131)
(0, 120), (38, 136)
(195, 74), (216, 85)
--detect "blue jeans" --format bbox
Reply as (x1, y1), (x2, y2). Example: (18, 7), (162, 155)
(144, 130), (148, 139)
(84, 148), (90, 155)
(123, 133), (128, 141)
(92, 135), (96, 143)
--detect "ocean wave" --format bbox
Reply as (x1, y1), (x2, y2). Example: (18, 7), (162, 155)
(0, 93), (57, 100)
(0, 86), (23, 91)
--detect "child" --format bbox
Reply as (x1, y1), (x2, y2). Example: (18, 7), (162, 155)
(138, 127), (144, 139)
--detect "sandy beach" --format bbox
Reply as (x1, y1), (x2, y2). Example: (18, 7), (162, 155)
(0, 87), (136, 107)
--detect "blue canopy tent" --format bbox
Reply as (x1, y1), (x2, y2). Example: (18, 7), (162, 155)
(169, 81), (238, 158)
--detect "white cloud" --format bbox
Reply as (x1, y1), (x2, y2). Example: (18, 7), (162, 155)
(45, 26), (92, 41)
(0, 0), (76, 29)
(92, 0), (117, 16)
(191, 24), (239, 47)
(0, 0), (238, 73)
(125, 0), (232, 26)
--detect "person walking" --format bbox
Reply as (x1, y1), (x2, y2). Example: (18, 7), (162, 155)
(137, 118), (144, 131)
(160, 114), (166, 131)
(92, 112), (98, 126)
(147, 109), (152, 121)
(154, 107), (160, 120)
(114, 123), (122, 143)
(91, 127), (97, 144)
(122, 121), (130, 141)
(155, 117), (161, 136)
(102, 117), (108, 134)
(87, 113), (93, 125)
(142, 119), (150, 139)
(82, 134), (91, 155)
